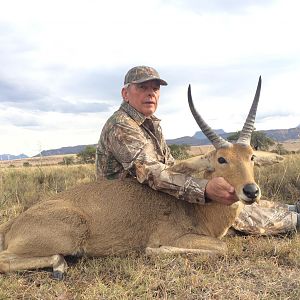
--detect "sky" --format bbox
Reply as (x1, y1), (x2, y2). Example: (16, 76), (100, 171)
(0, 0), (299, 157)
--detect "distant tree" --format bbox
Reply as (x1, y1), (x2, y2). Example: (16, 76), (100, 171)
(169, 144), (191, 160)
(77, 146), (96, 164)
(227, 131), (275, 151)
(23, 162), (31, 167)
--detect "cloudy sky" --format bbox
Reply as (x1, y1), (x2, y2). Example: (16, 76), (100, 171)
(1, 0), (299, 157)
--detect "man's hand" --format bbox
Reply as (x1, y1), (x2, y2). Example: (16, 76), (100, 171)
(205, 177), (238, 205)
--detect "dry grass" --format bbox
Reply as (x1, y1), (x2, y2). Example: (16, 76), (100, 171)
(1, 236), (300, 299)
(1, 155), (300, 299)
(0, 165), (96, 222)
(0, 154), (77, 168)
(256, 153), (300, 203)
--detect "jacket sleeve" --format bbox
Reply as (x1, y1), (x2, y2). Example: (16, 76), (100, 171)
(108, 122), (208, 204)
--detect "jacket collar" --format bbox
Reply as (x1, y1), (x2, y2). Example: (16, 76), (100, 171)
(120, 101), (160, 126)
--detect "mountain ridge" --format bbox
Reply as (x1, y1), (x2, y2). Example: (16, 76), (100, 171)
(0, 154), (28, 161)
(1, 127), (300, 160)
(166, 127), (300, 146)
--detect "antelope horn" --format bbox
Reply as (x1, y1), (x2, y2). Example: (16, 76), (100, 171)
(236, 76), (262, 145)
(188, 85), (231, 149)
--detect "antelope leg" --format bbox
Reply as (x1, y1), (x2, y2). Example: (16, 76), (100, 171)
(0, 251), (67, 280)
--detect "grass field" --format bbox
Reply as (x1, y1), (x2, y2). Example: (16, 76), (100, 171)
(0, 154), (77, 168)
(0, 155), (300, 299)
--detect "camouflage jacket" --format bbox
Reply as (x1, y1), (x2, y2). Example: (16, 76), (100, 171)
(96, 101), (208, 204)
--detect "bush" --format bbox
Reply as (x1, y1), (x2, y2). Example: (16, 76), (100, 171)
(169, 144), (191, 160)
(77, 146), (96, 164)
(227, 131), (275, 151)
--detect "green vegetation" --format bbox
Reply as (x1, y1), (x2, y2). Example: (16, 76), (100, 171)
(77, 145), (96, 164)
(0, 155), (300, 298)
(169, 144), (191, 160)
(227, 131), (275, 150)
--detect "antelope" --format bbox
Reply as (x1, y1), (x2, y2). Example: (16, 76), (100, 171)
(0, 77), (263, 280)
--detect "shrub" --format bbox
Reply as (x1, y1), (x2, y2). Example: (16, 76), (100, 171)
(77, 146), (96, 164)
(227, 131), (275, 150)
(169, 144), (191, 160)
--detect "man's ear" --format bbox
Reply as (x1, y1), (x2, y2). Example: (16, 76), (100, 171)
(121, 87), (129, 102)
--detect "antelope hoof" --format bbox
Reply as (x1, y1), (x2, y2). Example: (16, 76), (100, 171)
(53, 270), (64, 280)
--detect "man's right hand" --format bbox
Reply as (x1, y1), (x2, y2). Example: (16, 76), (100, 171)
(205, 177), (238, 205)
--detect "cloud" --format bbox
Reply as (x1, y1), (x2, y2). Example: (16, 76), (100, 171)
(0, 69), (115, 114)
(61, 68), (124, 102)
(0, 110), (41, 128)
(1, 96), (113, 115)
(0, 77), (45, 102)
(35, 98), (112, 114)
(171, 0), (275, 14)
(0, 0), (299, 156)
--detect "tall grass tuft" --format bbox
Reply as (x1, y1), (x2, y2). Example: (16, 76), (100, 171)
(0, 164), (95, 221)
(255, 153), (300, 204)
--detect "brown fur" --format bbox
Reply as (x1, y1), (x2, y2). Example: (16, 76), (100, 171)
(0, 143), (264, 276)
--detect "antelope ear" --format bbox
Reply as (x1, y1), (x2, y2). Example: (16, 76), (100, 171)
(254, 151), (285, 167)
(168, 155), (213, 175)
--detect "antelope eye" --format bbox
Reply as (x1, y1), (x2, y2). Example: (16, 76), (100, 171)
(218, 157), (227, 164)
(251, 155), (256, 161)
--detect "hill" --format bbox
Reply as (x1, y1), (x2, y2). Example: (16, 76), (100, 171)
(192, 129), (227, 140)
(1, 127), (300, 159)
(35, 144), (97, 157)
(0, 153), (28, 161)
(166, 127), (300, 146)
(261, 127), (300, 141)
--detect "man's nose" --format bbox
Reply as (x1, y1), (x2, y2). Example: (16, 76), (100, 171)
(147, 87), (155, 95)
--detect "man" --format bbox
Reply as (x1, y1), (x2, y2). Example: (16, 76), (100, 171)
(96, 65), (300, 235)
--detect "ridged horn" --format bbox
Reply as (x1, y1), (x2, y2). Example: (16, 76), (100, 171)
(188, 84), (231, 149)
(236, 76), (262, 145)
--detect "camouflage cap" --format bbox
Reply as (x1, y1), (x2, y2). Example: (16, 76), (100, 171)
(124, 66), (168, 86)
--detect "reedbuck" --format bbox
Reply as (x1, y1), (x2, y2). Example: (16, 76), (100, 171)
(1, 77), (263, 279)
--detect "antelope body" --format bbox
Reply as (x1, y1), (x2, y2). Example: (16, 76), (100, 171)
(0, 77), (263, 279)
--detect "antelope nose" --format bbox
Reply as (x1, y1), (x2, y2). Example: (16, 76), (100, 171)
(243, 184), (259, 201)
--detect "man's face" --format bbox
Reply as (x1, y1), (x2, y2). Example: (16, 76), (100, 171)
(122, 80), (161, 117)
